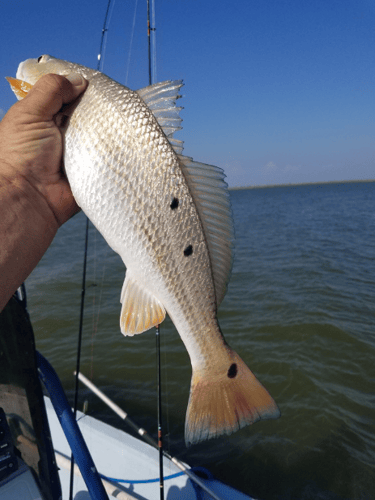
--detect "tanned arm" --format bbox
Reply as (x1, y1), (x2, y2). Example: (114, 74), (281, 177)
(0, 73), (88, 310)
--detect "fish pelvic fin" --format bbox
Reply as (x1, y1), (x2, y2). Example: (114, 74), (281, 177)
(6, 77), (33, 100)
(120, 273), (166, 336)
(185, 350), (280, 446)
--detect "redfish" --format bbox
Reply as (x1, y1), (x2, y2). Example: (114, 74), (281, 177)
(7, 55), (280, 445)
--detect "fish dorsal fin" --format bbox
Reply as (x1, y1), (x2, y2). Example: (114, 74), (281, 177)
(178, 155), (234, 306)
(120, 272), (166, 336)
(137, 80), (184, 154)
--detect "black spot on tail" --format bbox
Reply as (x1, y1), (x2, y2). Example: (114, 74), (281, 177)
(170, 197), (179, 209)
(227, 363), (238, 378)
(184, 245), (193, 257)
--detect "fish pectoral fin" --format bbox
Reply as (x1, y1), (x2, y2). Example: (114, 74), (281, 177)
(185, 350), (280, 446)
(120, 274), (166, 336)
(6, 77), (33, 100)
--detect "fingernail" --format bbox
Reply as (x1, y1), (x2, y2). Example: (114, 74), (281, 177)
(66, 73), (84, 86)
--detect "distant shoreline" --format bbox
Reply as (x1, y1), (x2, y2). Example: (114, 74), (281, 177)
(229, 179), (375, 191)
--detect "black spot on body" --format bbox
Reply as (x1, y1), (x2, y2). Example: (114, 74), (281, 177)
(170, 197), (179, 210)
(184, 245), (193, 257)
(227, 363), (238, 378)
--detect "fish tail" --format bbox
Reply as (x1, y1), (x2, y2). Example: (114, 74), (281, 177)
(185, 350), (280, 446)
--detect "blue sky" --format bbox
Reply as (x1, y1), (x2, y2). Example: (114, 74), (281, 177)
(1, 0), (374, 187)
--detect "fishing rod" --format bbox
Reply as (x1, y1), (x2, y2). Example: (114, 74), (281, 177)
(147, 0), (156, 85)
(155, 323), (164, 499)
(148, 10), (164, 500)
(97, 0), (114, 71)
(75, 371), (224, 500)
(70, 1), (114, 499)
(146, 2), (165, 499)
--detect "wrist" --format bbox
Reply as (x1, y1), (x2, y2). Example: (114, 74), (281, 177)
(0, 162), (59, 233)
(0, 165), (58, 310)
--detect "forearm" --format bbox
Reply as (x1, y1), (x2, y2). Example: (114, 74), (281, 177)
(0, 167), (58, 311)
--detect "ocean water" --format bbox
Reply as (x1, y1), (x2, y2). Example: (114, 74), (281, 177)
(25, 181), (375, 500)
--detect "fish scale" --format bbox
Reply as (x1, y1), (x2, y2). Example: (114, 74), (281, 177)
(8, 55), (280, 445)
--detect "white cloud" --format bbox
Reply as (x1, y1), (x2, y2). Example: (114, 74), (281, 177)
(284, 164), (300, 173)
(264, 161), (277, 171)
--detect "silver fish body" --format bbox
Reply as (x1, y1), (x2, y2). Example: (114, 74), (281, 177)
(13, 55), (280, 444)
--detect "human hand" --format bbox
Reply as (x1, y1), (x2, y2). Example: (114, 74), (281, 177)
(0, 73), (88, 310)
(0, 73), (88, 227)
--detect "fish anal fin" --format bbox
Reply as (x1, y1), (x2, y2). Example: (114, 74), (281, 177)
(120, 274), (166, 336)
(6, 77), (33, 100)
(185, 350), (280, 446)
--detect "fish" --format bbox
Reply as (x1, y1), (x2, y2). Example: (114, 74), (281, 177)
(7, 55), (280, 445)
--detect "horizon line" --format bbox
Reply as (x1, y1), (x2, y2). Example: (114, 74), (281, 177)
(229, 179), (375, 191)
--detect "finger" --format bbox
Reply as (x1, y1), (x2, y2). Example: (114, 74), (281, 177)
(51, 177), (82, 226)
(21, 73), (88, 120)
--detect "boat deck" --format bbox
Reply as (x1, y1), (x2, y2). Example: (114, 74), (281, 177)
(45, 397), (254, 500)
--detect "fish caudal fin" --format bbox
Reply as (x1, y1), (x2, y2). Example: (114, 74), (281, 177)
(185, 350), (280, 446)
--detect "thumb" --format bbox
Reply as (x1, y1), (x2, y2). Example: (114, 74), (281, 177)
(21, 73), (88, 120)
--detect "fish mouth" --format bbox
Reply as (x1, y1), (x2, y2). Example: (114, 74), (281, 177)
(16, 60), (28, 81)
(16, 58), (39, 84)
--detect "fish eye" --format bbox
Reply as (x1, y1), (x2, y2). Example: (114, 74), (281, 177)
(37, 55), (51, 63)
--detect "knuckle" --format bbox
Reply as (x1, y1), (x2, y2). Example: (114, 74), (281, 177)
(40, 73), (68, 93)
(37, 73), (70, 97)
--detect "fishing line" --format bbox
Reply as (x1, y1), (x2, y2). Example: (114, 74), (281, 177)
(72, 2), (163, 499)
(90, 259), (107, 381)
(90, 228), (98, 383)
(162, 334), (171, 457)
(69, 1), (114, 499)
(125, 0), (139, 86)
(69, 218), (89, 500)
(89, 0), (117, 383)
